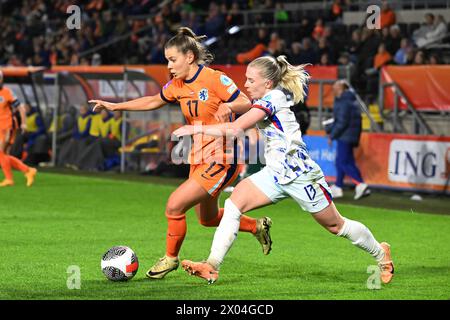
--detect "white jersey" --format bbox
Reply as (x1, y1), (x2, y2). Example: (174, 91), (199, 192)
(252, 88), (315, 185)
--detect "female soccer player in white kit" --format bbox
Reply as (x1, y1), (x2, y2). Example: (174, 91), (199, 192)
(173, 55), (394, 285)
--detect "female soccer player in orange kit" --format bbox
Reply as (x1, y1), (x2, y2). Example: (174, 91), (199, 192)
(0, 70), (37, 187)
(89, 27), (272, 279)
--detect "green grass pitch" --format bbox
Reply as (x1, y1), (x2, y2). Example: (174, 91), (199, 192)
(0, 172), (449, 300)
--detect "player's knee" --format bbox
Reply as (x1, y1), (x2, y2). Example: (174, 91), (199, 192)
(165, 198), (185, 215)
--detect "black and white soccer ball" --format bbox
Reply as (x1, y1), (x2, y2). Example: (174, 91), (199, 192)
(101, 246), (139, 281)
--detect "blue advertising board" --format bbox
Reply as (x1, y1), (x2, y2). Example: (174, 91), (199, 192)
(302, 135), (337, 179)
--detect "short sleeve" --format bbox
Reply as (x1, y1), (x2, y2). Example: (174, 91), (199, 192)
(214, 72), (240, 103)
(252, 99), (276, 119)
(160, 80), (177, 103)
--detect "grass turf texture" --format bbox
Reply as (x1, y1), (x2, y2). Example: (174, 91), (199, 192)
(0, 172), (449, 300)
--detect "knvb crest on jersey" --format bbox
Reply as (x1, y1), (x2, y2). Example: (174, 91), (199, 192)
(199, 88), (209, 101)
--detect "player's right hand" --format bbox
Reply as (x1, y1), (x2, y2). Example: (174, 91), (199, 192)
(89, 100), (116, 112)
(214, 103), (232, 122)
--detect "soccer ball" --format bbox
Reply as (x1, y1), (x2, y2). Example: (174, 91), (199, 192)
(101, 246), (139, 281)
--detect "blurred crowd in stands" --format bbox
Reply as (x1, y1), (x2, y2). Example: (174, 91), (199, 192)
(1, 0), (449, 97)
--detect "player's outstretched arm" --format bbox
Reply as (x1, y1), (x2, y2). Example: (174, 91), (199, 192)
(89, 94), (166, 112)
(174, 108), (266, 138)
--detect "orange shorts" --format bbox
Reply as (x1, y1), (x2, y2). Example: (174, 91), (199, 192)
(190, 162), (242, 198)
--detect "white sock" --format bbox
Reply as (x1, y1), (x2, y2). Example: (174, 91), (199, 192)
(337, 217), (385, 262)
(207, 199), (241, 269)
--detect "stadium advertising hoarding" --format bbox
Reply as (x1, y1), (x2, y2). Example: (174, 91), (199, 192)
(356, 133), (450, 192)
(381, 65), (450, 112)
(388, 139), (450, 186)
(302, 134), (337, 178)
(52, 66), (162, 100)
(306, 132), (449, 193)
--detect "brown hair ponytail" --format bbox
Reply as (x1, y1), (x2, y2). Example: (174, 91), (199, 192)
(165, 27), (214, 65)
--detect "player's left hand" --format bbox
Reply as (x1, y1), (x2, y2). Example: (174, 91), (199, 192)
(89, 99), (116, 112)
(173, 125), (195, 137)
(20, 123), (27, 133)
(214, 103), (232, 122)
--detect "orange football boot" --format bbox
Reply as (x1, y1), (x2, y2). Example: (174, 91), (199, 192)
(379, 242), (394, 284)
(182, 260), (219, 284)
(0, 179), (14, 187)
(25, 168), (37, 187)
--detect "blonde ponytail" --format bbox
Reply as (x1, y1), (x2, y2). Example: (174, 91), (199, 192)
(249, 55), (310, 104)
(276, 56), (310, 104)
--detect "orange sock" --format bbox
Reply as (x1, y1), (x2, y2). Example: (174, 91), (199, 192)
(201, 208), (257, 234)
(240, 212), (257, 234)
(0, 151), (13, 181)
(8, 155), (29, 173)
(166, 213), (187, 258)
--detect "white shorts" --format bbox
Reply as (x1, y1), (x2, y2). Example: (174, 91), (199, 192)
(248, 162), (333, 213)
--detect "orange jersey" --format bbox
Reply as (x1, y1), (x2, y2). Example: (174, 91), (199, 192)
(0, 86), (20, 130)
(161, 65), (241, 164)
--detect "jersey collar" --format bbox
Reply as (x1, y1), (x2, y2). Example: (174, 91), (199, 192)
(184, 64), (204, 83)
